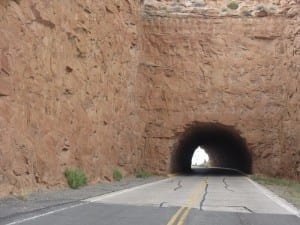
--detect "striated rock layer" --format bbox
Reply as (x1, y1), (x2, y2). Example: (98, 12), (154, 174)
(0, 0), (299, 195)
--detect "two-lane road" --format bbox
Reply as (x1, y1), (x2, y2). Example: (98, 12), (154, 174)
(3, 168), (300, 225)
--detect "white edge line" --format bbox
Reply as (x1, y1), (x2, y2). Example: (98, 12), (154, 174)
(4, 177), (174, 225)
(246, 177), (300, 217)
(4, 202), (88, 225)
(85, 177), (174, 202)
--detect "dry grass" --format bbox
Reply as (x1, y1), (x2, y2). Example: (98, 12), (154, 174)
(14, 188), (31, 201)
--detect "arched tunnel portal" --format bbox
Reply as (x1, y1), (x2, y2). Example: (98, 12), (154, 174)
(170, 122), (252, 174)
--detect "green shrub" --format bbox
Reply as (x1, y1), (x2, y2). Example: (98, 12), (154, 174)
(135, 169), (152, 178)
(64, 168), (87, 189)
(227, 2), (239, 10)
(113, 168), (123, 181)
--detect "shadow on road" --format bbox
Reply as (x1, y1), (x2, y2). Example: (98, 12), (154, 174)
(189, 167), (245, 176)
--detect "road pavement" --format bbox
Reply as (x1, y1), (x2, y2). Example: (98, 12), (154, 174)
(1, 168), (299, 225)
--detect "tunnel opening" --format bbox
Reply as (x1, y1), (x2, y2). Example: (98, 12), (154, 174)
(170, 122), (252, 174)
(191, 146), (210, 168)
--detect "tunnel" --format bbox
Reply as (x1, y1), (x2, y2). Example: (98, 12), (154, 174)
(170, 122), (252, 174)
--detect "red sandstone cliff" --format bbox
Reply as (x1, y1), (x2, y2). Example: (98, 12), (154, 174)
(0, 0), (144, 196)
(139, 0), (300, 178)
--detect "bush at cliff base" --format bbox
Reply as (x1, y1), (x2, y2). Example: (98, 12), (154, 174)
(64, 168), (87, 189)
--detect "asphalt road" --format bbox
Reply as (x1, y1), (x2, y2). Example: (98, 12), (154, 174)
(1, 168), (300, 225)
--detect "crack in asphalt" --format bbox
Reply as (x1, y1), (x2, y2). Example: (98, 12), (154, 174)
(202, 205), (254, 214)
(174, 180), (182, 191)
(159, 202), (168, 207)
(227, 205), (253, 213)
(199, 183), (208, 211)
(242, 206), (253, 213)
(222, 177), (234, 192)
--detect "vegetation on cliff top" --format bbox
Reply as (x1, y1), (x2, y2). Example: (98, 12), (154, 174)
(227, 2), (239, 10)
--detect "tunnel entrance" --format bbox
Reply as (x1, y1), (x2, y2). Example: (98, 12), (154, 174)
(170, 122), (252, 174)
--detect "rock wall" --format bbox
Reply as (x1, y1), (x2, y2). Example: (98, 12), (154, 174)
(138, 1), (300, 179)
(0, 0), (144, 196)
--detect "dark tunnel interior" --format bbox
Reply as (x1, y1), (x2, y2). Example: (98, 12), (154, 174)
(170, 122), (252, 174)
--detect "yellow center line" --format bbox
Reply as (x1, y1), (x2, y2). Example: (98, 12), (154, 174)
(166, 206), (186, 225)
(177, 207), (191, 225)
(166, 177), (208, 225)
(178, 178), (207, 225)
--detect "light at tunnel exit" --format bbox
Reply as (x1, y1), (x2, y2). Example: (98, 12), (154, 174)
(191, 146), (209, 166)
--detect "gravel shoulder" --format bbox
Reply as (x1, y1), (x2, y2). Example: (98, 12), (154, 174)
(250, 175), (300, 210)
(263, 184), (300, 209)
(0, 176), (166, 223)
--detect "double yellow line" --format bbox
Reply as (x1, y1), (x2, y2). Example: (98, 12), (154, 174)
(167, 177), (208, 225)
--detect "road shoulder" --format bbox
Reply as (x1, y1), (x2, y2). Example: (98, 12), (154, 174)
(0, 176), (165, 223)
(247, 176), (300, 217)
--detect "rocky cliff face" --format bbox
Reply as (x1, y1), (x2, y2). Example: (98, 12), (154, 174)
(0, 0), (144, 196)
(0, 0), (299, 196)
(139, 0), (300, 178)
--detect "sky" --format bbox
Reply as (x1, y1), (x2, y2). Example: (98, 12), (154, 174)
(191, 146), (209, 165)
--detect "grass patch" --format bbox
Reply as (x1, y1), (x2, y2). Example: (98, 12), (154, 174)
(227, 2), (239, 10)
(135, 169), (152, 178)
(251, 175), (300, 191)
(113, 168), (123, 181)
(64, 168), (87, 189)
